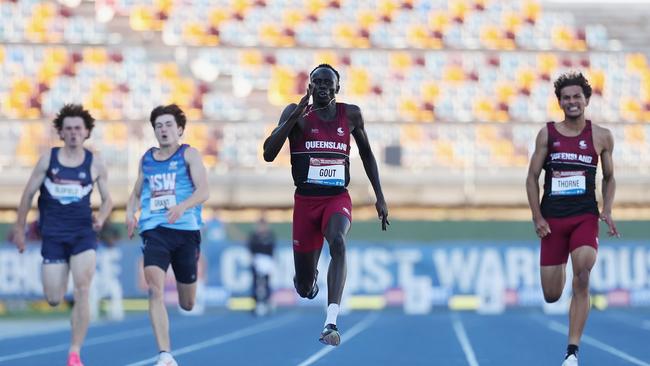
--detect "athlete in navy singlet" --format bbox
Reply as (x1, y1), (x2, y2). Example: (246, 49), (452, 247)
(12, 104), (113, 366)
(263, 64), (389, 346)
(526, 72), (619, 366)
(126, 104), (209, 366)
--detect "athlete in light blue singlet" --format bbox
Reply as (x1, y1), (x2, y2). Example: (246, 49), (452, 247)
(13, 104), (113, 366)
(126, 104), (209, 366)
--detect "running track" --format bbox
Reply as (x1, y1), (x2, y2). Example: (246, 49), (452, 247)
(1, 307), (649, 366)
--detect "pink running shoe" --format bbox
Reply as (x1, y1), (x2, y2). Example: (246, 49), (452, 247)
(67, 352), (84, 366)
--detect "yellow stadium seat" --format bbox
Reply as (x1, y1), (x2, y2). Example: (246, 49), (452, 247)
(209, 8), (230, 27)
(83, 47), (109, 65)
(626, 53), (647, 73)
(443, 64), (465, 83)
(389, 52), (412, 73)
(357, 9), (377, 30)
(348, 67), (371, 96)
(240, 50), (264, 68)
(537, 53), (558, 75)
(522, 0), (541, 23)
(130, 6), (155, 31)
(304, 0), (327, 16)
(231, 0), (251, 14)
(313, 51), (338, 67)
(283, 9), (304, 28)
(157, 63), (180, 80)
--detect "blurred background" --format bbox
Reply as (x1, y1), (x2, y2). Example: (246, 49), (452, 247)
(0, 0), (649, 320)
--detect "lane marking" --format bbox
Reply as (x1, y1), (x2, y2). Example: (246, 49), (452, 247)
(125, 313), (298, 366)
(296, 312), (379, 366)
(547, 320), (650, 366)
(451, 314), (480, 366)
(0, 327), (151, 363)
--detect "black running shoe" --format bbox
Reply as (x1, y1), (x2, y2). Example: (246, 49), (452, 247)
(319, 323), (340, 346)
(294, 270), (319, 299)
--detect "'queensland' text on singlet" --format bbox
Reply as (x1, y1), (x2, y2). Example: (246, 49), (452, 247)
(541, 121), (599, 218)
(289, 103), (351, 196)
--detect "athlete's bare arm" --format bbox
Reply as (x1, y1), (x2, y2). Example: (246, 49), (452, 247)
(595, 125), (619, 237)
(126, 157), (144, 239)
(526, 127), (551, 238)
(347, 104), (389, 230)
(166, 147), (210, 224)
(91, 153), (113, 231)
(263, 88), (311, 162)
(12, 151), (51, 252)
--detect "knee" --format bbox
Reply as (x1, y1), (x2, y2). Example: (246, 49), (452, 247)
(328, 234), (346, 258)
(74, 283), (91, 299)
(179, 299), (194, 311)
(147, 285), (164, 301)
(573, 269), (591, 291)
(543, 289), (562, 303)
(295, 277), (314, 298)
(46, 297), (61, 307)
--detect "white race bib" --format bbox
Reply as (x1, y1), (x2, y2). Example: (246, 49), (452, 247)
(150, 194), (176, 211)
(551, 171), (586, 196)
(307, 158), (345, 186)
(51, 183), (83, 198)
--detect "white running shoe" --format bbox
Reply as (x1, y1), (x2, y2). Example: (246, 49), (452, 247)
(154, 352), (178, 366)
(562, 354), (578, 366)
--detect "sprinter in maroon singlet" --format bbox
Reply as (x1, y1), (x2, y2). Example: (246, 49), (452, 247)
(263, 64), (388, 346)
(526, 72), (619, 366)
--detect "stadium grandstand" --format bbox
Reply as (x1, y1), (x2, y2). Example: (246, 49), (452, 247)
(0, 0), (649, 214)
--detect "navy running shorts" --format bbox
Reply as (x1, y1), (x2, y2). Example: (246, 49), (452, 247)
(141, 226), (201, 284)
(41, 231), (97, 264)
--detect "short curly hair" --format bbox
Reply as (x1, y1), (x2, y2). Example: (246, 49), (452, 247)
(52, 104), (95, 136)
(554, 72), (592, 100)
(149, 104), (187, 130)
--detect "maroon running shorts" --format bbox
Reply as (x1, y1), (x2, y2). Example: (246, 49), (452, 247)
(292, 191), (352, 253)
(540, 213), (599, 266)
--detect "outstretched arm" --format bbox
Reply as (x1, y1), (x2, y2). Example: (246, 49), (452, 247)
(525, 127), (551, 238)
(126, 158), (144, 239)
(13, 152), (50, 252)
(92, 154), (114, 231)
(599, 128), (619, 237)
(262, 88), (311, 162)
(349, 105), (389, 230)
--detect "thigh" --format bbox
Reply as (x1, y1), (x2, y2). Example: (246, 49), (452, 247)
(540, 263), (567, 293)
(293, 195), (325, 253)
(70, 249), (96, 288)
(321, 192), (352, 235)
(540, 217), (571, 266)
(570, 245), (597, 275)
(41, 262), (69, 299)
(569, 214), (599, 253)
(141, 228), (172, 273)
(170, 230), (201, 284)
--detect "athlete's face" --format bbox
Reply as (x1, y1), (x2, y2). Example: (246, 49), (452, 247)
(59, 116), (88, 147)
(153, 114), (183, 147)
(558, 85), (589, 119)
(310, 68), (338, 105)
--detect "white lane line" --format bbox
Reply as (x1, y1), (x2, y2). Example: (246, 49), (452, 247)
(296, 312), (379, 366)
(451, 314), (479, 366)
(547, 320), (650, 366)
(0, 327), (151, 363)
(125, 313), (299, 366)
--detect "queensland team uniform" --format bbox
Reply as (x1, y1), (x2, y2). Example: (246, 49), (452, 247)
(38, 147), (96, 263)
(289, 103), (353, 253)
(540, 121), (599, 266)
(138, 144), (201, 283)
